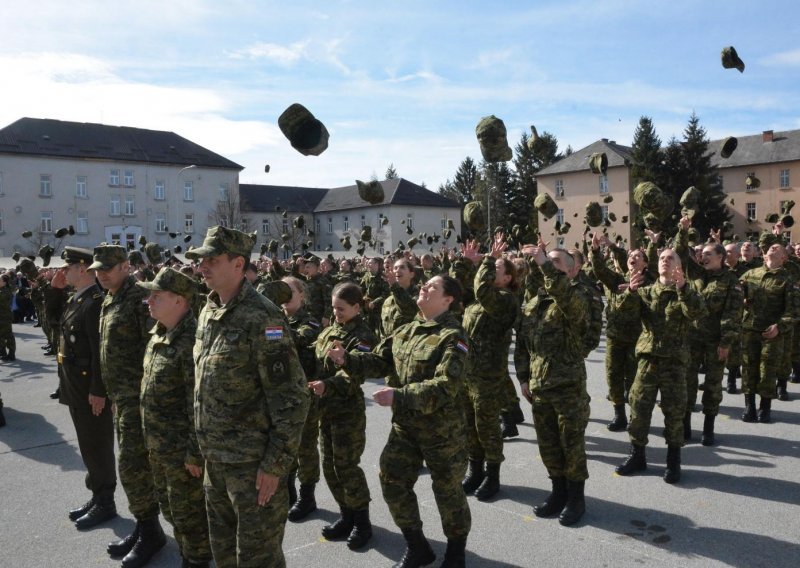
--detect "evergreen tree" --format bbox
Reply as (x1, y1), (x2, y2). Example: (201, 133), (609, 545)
(478, 161), (515, 236)
(438, 156), (479, 205)
(385, 163), (398, 179)
(630, 116), (663, 183)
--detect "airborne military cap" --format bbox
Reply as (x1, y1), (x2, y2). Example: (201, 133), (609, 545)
(357, 180), (385, 205)
(278, 103), (329, 157)
(16, 258), (39, 280)
(260, 280), (293, 306)
(136, 267), (196, 300)
(475, 115), (513, 163)
(38, 245), (55, 267)
(59, 246), (94, 268)
(184, 226), (255, 260)
(88, 245), (127, 270)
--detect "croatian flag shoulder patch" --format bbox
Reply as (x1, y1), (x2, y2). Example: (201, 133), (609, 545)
(265, 326), (284, 341)
(455, 340), (469, 354)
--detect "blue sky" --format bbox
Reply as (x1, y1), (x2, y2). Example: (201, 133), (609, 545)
(2, 0), (799, 189)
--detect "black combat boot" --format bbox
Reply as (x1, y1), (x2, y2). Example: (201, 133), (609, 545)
(288, 483), (317, 522)
(40, 343), (51, 350)
(68, 497), (94, 521)
(701, 414), (716, 446)
(615, 444), (647, 475)
(727, 367), (739, 394)
(286, 472), (297, 506)
(49, 387), (60, 399)
(461, 459), (484, 495)
(439, 536), (466, 567)
(321, 508), (354, 540)
(607, 404), (627, 432)
(347, 508), (372, 550)
(757, 397), (772, 423)
(777, 379), (790, 401)
(121, 516), (167, 568)
(741, 394), (757, 422)
(683, 411), (692, 441)
(791, 362), (800, 384)
(533, 477), (568, 517)
(108, 522), (139, 557)
(1, 352), (15, 361)
(500, 413), (519, 438)
(558, 480), (586, 526)
(663, 445), (681, 484)
(75, 494), (117, 530)
(397, 528), (436, 568)
(509, 402), (525, 424)
(474, 462), (500, 501)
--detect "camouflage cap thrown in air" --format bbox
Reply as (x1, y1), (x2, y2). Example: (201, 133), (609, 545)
(475, 115), (513, 163)
(89, 244), (128, 270)
(278, 103), (329, 157)
(534, 193), (560, 219)
(463, 201), (486, 231)
(356, 180), (385, 204)
(589, 153), (608, 175)
(185, 226), (255, 260)
(136, 266), (197, 300)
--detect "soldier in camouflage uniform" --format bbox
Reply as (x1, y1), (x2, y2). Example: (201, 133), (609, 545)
(329, 274), (471, 567)
(137, 268), (211, 568)
(189, 226), (309, 568)
(615, 249), (706, 484)
(380, 258), (419, 338)
(459, 237), (520, 502)
(92, 245), (166, 567)
(724, 242), (747, 393)
(0, 273), (16, 361)
(515, 246), (590, 526)
(308, 282), (377, 550)
(360, 257), (390, 336)
(303, 255), (332, 326)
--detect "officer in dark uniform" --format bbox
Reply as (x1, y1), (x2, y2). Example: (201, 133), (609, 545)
(52, 247), (117, 529)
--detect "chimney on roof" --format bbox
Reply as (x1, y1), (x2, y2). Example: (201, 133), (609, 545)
(763, 130), (774, 143)
(609, 140), (616, 144)
(601, 138), (609, 142)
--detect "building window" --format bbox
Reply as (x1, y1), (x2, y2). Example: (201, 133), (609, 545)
(40, 211), (53, 233)
(123, 170), (134, 186)
(109, 196), (121, 216)
(361, 214), (366, 228)
(76, 212), (89, 234)
(556, 208), (565, 225)
(343, 216), (349, 231)
(746, 202), (756, 221)
(76, 176), (87, 198)
(154, 180), (165, 200)
(124, 195), (135, 216)
(183, 181), (194, 201)
(219, 184), (230, 202)
(282, 218), (289, 233)
(780, 169), (790, 189)
(155, 213), (167, 233)
(327, 217), (333, 234)
(441, 214), (448, 230)
(40, 174), (52, 197)
(219, 215), (229, 228)
(315, 218), (321, 236)
(745, 171), (757, 192)
(406, 212), (413, 230)
(262, 218), (270, 234)
(240, 218), (249, 232)
(555, 180), (565, 198)
(184, 213), (194, 233)
(599, 174), (609, 194)
(109, 169), (120, 186)
(601, 205), (609, 221)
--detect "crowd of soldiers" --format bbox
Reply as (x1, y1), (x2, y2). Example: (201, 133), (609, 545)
(0, 215), (797, 568)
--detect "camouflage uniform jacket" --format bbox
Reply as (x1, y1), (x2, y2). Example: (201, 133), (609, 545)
(462, 257), (518, 378)
(590, 247), (649, 342)
(360, 271), (390, 313)
(380, 283), (419, 338)
(99, 275), (152, 402)
(193, 279), (309, 477)
(628, 280), (706, 364)
(685, 265), (743, 347)
(287, 307), (321, 380)
(0, 287), (13, 322)
(314, 315), (377, 416)
(140, 311), (202, 466)
(514, 261), (588, 393)
(305, 274), (332, 322)
(342, 310), (468, 428)
(740, 265), (797, 334)
(449, 258), (477, 307)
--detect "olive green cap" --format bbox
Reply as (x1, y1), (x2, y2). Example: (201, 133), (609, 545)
(475, 115), (512, 163)
(720, 136), (738, 159)
(534, 193), (559, 219)
(89, 245), (128, 270)
(128, 250), (145, 265)
(136, 267), (196, 300)
(278, 103), (329, 156)
(184, 226), (256, 260)
(143, 242), (164, 265)
(585, 201), (603, 227)
(721, 46), (745, 73)
(17, 257), (39, 280)
(360, 226), (372, 242)
(589, 152), (608, 175)
(261, 280), (293, 305)
(463, 201), (485, 231)
(38, 245), (55, 267)
(356, 180), (385, 205)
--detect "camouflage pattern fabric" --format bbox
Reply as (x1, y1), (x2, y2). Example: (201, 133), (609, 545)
(0, 286), (15, 356)
(304, 274), (332, 323)
(380, 283), (419, 338)
(628, 356), (688, 447)
(115, 402), (159, 519)
(360, 271), (390, 335)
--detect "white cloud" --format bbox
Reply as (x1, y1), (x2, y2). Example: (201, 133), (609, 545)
(760, 48), (800, 67)
(469, 49), (515, 70)
(227, 41), (309, 65)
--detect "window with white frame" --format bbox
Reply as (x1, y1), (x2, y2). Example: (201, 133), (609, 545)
(406, 212), (413, 230)
(343, 216), (349, 231)
(315, 218), (321, 236)
(124, 195), (135, 216)
(76, 176), (87, 198)
(76, 212), (89, 234)
(183, 181), (194, 201)
(555, 179), (565, 198)
(599, 174), (609, 194)
(41, 211), (53, 233)
(282, 218), (289, 233)
(184, 213), (194, 233)
(556, 208), (565, 224)
(109, 169), (120, 186)
(327, 217), (333, 234)
(262, 218), (270, 234)
(109, 196), (121, 216)
(746, 202), (756, 221)
(601, 205), (609, 221)
(123, 170), (134, 186)
(155, 213), (167, 233)
(240, 218), (249, 231)
(780, 169), (790, 189)
(154, 180), (165, 200)
(40, 174), (52, 197)
(219, 184), (230, 202)
(441, 214), (448, 230)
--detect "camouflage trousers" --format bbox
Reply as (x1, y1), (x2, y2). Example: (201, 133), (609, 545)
(499, 372), (521, 414)
(686, 342), (725, 416)
(204, 460), (288, 568)
(742, 330), (784, 399)
(0, 320), (15, 356)
(149, 451), (211, 564)
(290, 396), (321, 485)
(379, 421), (470, 539)
(531, 386), (590, 482)
(320, 409), (370, 511)
(114, 400), (159, 520)
(780, 326), (795, 380)
(628, 356), (687, 448)
(605, 337), (637, 405)
(463, 374), (505, 464)
(726, 333), (742, 369)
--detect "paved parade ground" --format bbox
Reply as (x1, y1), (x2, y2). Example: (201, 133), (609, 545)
(1, 320), (799, 567)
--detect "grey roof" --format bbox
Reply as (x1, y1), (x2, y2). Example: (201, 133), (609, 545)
(314, 178), (460, 212)
(537, 139), (633, 176)
(0, 117), (243, 170)
(710, 129), (800, 169)
(239, 184), (328, 213)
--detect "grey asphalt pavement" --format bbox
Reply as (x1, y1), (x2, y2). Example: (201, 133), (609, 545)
(1, 321), (799, 567)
